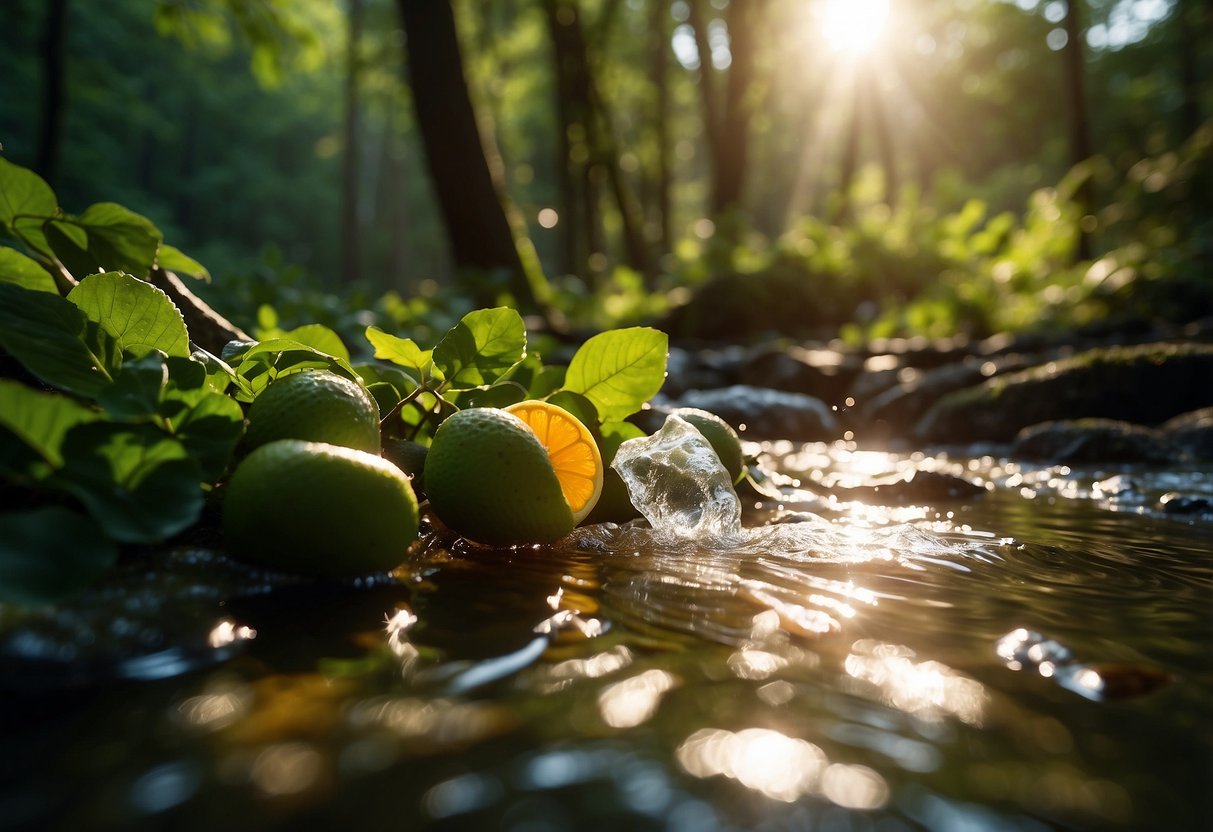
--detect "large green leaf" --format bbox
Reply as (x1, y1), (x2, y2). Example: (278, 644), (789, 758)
(0, 507), (118, 606)
(563, 327), (668, 421)
(224, 338), (359, 401)
(0, 380), (99, 472)
(68, 271), (189, 358)
(432, 307), (527, 390)
(96, 352), (171, 420)
(0, 282), (118, 398)
(56, 423), (203, 544)
(283, 323), (350, 361)
(365, 326), (432, 380)
(0, 158), (57, 254)
(168, 391), (244, 482)
(0, 247), (57, 293)
(51, 203), (163, 278)
(156, 244), (211, 281)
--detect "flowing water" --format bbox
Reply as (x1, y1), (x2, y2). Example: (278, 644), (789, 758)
(2, 436), (1211, 831)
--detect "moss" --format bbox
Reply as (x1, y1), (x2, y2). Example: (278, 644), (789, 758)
(916, 342), (1213, 443)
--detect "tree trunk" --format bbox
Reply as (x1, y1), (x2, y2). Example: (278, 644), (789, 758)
(396, 0), (537, 309)
(544, 0), (653, 282)
(686, 0), (767, 218)
(543, 0), (590, 277)
(36, 0), (69, 187)
(1175, 0), (1203, 141)
(340, 0), (364, 286)
(1063, 0), (1092, 260)
(864, 69), (898, 204)
(649, 0), (672, 254)
(712, 0), (761, 214)
(835, 83), (863, 223)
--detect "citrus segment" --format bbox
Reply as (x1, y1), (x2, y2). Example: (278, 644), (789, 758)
(505, 400), (603, 523)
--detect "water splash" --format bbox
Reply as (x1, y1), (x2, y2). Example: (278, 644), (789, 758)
(587, 416), (994, 646)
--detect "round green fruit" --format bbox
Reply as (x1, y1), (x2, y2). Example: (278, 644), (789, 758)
(244, 370), (381, 454)
(223, 439), (419, 576)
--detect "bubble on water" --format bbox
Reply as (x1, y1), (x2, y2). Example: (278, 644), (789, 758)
(612, 415), (742, 540)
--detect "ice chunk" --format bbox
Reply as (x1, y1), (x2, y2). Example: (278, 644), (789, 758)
(612, 415), (742, 540)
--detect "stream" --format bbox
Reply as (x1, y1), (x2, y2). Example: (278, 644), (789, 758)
(2, 437), (1210, 831)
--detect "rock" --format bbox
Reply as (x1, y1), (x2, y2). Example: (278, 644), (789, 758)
(1011, 419), (1179, 464)
(916, 342), (1213, 443)
(1158, 492), (1213, 515)
(660, 346), (737, 398)
(650, 385), (839, 441)
(858, 353), (1038, 439)
(1161, 407), (1213, 461)
(742, 345), (862, 407)
(834, 470), (987, 504)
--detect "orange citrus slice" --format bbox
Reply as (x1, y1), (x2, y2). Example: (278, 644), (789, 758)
(505, 400), (604, 523)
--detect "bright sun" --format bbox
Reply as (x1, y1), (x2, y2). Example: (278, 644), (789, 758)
(822, 0), (890, 55)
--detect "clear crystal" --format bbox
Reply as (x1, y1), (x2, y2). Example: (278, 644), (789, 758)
(612, 415), (742, 540)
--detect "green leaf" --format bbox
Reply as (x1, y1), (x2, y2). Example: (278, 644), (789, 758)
(56, 423), (203, 544)
(0, 247), (57, 293)
(68, 271), (189, 359)
(451, 382), (528, 410)
(0, 282), (117, 398)
(96, 352), (170, 421)
(432, 307), (526, 390)
(58, 203), (164, 278)
(0, 380), (99, 471)
(0, 158), (57, 253)
(563, 327), (668, 421)
(283, 323), (350, 361)
(225, 338), (359, 402)
(156, 244), (210, 281)
(191, 347), (238, 394)
(545, 390), (600, 435)
(0, 508), (118, 606)
(166, 387), (244, 483)
(365, 326), (432, 380)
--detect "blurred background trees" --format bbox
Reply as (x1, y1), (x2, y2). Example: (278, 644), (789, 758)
(0, 0), (1208, 340)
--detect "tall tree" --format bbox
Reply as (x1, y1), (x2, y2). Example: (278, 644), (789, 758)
(341, 0), (364, 285)
(1062, 0), (1092, 259)
(36, 0), (69, 187)
(687, 0), (769, 217)
(396, 0), (538, 309)
(542, 0), (652, 283)
(648, 0), (673, 254)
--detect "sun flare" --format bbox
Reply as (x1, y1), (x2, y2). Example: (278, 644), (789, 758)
(822, 0), (890, 55)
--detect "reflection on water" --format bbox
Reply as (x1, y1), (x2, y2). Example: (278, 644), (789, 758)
(3, 444), (1211, 831)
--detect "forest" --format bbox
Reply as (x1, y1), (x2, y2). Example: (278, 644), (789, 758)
(3, 3), (1213, 830)
(2, 0), (1208, 345)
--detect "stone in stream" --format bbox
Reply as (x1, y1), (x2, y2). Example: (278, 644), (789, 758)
(1011, 419), (1179, 464)
(1161, 407), (1213, 461)
(915, 342), (1213, 444)
(647, 385), (838, 442)
(832, 470), (988, 504)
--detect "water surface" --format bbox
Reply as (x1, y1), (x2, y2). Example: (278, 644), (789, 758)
(3, 444), (1210, 831)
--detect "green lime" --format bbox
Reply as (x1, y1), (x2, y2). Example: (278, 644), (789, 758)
(223, 439), (419, 576)
(672, 407), (745, 484)
(584, 424), (643, 525)
(423, 407), (576, 546)
(244, 370), (381, 454)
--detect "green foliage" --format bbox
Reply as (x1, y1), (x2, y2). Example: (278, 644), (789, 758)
(368, 308), (666, 442)
(564, 328), (669, 422)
